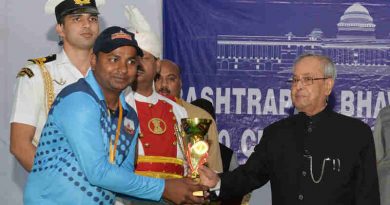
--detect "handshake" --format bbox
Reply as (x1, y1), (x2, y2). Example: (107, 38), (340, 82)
(163, 165), (220, 204)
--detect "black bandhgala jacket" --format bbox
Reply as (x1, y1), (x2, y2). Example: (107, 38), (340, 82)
(220, 107), (380, 205)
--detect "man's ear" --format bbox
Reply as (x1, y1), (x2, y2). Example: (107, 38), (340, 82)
(90, 53), (97, 70)
(56, 24), (65, 38)
(325, 78), (334, 96)
(155, 59), (161, 74)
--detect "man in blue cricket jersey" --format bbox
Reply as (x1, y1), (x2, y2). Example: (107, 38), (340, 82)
(23, 26), (207, 205)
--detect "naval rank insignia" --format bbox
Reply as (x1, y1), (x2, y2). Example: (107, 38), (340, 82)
(16, 67), (34, 78)
(148, 118), (167, 135)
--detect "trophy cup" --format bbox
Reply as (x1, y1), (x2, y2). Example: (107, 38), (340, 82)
(175, 118), (212, 196)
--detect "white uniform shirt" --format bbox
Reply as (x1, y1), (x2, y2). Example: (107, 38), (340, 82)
(10, 49), (84, 146)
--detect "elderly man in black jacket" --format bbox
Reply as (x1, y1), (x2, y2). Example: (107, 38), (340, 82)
(199, 53), (380, 205)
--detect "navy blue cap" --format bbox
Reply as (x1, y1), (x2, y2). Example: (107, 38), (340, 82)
(55, 0), (99, 23)
(93, 26), (143, 56)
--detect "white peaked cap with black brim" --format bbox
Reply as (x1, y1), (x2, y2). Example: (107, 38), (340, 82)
(45, 0), (105, 23)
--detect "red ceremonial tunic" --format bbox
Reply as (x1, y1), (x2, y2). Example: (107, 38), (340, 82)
(135, 99), (184, 178)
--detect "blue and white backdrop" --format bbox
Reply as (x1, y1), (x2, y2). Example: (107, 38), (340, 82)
(163, 1), (390, 201)
(163, 0), (390, 164)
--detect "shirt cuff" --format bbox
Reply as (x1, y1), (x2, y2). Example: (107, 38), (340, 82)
(210, 179), (221, 196)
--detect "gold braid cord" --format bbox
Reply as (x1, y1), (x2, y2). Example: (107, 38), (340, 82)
(33, 58), (54, 115)
(134, 171), (183, 179)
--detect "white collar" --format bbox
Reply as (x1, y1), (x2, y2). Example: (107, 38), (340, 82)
(134, 91), (159, 104)
(57, 49), (89, 77)
(56, 49), (71, 66)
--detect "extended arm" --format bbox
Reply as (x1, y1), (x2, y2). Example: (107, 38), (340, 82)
(218, 138), (271, 199)
(199, 128), (271, 199)
(56, 93), (164, 201)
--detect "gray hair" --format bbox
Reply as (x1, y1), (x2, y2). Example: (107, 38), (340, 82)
(293, 53), (337, 80)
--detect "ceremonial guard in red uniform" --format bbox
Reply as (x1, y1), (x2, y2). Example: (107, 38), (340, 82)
(119, 5), (188, 205)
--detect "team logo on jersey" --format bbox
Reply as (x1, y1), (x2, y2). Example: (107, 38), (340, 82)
(124, 118), (135, 135)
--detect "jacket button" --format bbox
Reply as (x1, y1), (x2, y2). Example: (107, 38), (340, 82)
(302, 171), (307, 177)
(298, 194), (304, 200)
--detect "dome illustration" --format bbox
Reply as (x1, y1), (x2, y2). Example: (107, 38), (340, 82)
(337, 3), (376, 39)
(308, 28), (324, 40)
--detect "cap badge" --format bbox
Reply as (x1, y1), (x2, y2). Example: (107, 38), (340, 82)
(111, 31), (132, 41)
(74, 0), (91, 5)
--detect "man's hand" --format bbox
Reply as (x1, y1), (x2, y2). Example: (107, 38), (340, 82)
(163, 177), (208, 204)
(198, 165), (220, 188)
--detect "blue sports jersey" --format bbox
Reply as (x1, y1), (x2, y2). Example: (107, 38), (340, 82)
(24, 72), (164, 205)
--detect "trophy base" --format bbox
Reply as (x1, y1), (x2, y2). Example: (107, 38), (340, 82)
(191, 176), (203, 196)
(193, 190), (203, 197)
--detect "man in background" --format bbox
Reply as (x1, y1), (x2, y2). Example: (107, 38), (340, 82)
(10, 0), (103, 171)
(155, 59), (223, 173)
(120, 5), (195, 205)
(154, 60), (242, 203)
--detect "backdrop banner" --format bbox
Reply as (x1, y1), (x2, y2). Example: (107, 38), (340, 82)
(163, 0), (390, 163)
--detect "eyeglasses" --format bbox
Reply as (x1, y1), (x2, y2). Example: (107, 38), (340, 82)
(287, 76), (329, 86)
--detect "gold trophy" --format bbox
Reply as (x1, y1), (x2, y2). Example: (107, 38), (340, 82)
(175, 118), (212, 196)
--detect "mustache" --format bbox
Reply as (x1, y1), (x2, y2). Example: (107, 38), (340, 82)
(137, 65), (145, 72)
(158, 87), (171, 94)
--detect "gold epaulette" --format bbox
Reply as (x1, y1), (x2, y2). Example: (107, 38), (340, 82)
(28, 54), (57, 115)
(28, 54), (56, 65)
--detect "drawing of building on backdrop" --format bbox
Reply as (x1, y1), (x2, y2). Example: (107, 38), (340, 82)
(216, 2), (390, 75)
